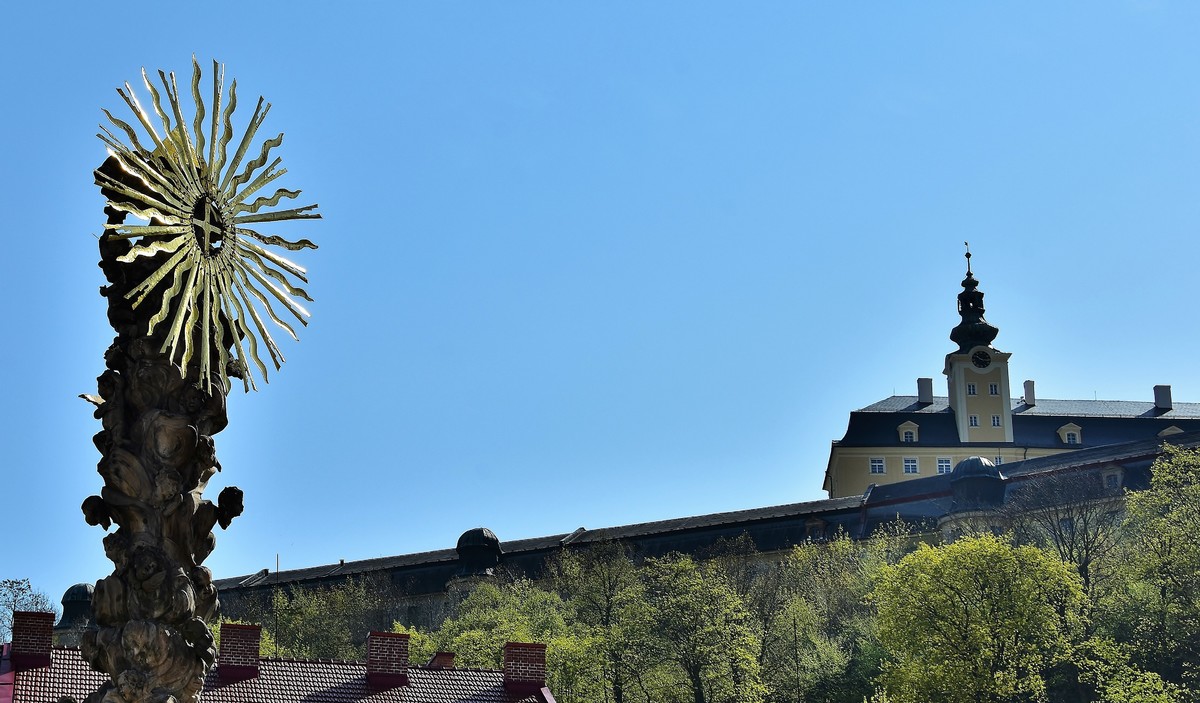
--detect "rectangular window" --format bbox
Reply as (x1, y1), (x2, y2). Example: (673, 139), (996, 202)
(994, 456), (1004, 465)
(937, 457), (952, 474)
(967, 383), (977, 396)
(1105, 473), (1120, 489)
(992, 415), (1002, 427)
(1066, 432), (1078, 445)
(902, 430), (915, 443)
(989, 383), (999, 395)
(969, 415), (979, 427)
(870, 458), (885, 474)
(903, 458), (919, 474)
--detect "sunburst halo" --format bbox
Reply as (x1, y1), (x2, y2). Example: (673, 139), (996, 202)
(96, 58), (320, 394)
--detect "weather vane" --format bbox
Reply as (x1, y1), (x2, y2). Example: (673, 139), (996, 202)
(82, 59), (319, 703)
(95, 56), (320, 394)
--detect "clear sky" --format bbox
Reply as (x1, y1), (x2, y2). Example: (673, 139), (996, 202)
(2, 2), (1199, 611)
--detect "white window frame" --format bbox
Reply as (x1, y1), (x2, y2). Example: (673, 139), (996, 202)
(937, 457), (952, 474)
(969, 415), (979, 427)
(994, 455), (1003, 465)
(1066, 432), (1078, 445)
(989, 383), (999, 395)
(903, 430), (915, 443)
(870, 457), (886, 474)
(967, 383), (977, 396)
(992, 415), (1002, 427)
(903, 457), (919, 474)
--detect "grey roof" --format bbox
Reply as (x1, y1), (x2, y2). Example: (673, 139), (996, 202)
(215, 496), (864, 591)
(858, 395), (1200, 418)
(835, 395), (1200, 449)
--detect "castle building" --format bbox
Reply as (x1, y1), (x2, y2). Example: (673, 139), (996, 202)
(822, 251), (1200, 498)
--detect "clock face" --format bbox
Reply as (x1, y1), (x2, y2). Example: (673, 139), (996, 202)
(971, 350), (992, 368)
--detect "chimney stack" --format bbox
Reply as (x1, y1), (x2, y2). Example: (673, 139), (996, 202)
(917, 378), (933, 404)
(10, 611), (54, 671)
(1023, 380), (1036, 407)
(1155, 385), (1173, 410)
(217, 623), (261, 682)
(504, 642), (547, 695)
(366, 631), (410, 690)
(426, 652), (456, 669)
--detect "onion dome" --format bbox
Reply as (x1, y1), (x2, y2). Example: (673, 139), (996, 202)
(456, 527), (502, 576)
(949, 245), (1000, 352)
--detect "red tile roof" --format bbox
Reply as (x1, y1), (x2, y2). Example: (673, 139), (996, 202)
(5, 647), (548, 703)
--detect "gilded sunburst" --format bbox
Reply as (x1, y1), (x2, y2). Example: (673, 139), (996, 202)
(95, 58), (320, 394)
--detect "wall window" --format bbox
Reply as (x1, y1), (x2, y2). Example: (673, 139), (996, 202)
(870, 458), (885, 474)
(989, 383), (999, 395)
(992, 415), (1002, 427)
(1066, 432), (1078, 445)
(904, 457), (919, 474)
(994, 456), (1004, 465)
(969, 415), (979, 427)
(937, 457), (952, 474)
(967, 383), (977, 396)
(902, 430), (915, 443)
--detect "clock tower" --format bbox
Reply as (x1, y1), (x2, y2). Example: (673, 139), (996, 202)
(943, 248), (1014, 443)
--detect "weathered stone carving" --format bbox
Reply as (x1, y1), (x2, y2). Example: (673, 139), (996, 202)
(80, 181), (244, 703)
(81, 61), (318, 702)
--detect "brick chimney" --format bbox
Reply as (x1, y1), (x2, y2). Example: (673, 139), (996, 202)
(1155, 385), (1173, 411)
(426, 651), (456, 669)
(503, 642), (547, 695)
(217, 623), (261, 682)
(10, 611), (54, 671)
(366, 631), (409, 690)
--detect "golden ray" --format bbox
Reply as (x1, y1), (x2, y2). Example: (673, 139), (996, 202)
(97, 60), (320, 394)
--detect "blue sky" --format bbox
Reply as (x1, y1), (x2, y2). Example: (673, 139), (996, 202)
(2, 2), (1199, 609)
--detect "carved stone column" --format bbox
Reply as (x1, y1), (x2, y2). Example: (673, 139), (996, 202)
(80, 179), (243, 703)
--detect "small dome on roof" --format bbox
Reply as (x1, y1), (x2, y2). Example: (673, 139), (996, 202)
(457, 527), (500, 552)
(951, 456), (1001, 481)
(57, 583), (95, 633)
(62, 583), (94, 603)
(456, 527), (502, 577)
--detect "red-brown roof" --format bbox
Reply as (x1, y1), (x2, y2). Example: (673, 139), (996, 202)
(5, 646), (549, 703)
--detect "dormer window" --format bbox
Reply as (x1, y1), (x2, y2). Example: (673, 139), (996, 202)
(897, 421), (920, 443)
(1057, 423), (1083, 445)
(903, 430), (915, 443)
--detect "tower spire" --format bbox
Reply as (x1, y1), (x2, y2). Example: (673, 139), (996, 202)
(949, 245), (999, 352)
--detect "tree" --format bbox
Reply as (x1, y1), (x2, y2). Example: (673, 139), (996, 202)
(1004, 470), (1125, 603)
(642, 554), (766, 703)
(553, 541), (651, 703)
(873, 533), (1085, 703)
(1114, 443), (1200, 687)
(0, 578), (56, 642)
(263, 577), (380, 660)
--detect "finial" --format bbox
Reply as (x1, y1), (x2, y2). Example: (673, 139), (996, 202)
(964, 241), (972, 274)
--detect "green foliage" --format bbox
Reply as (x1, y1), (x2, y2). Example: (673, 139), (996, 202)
(643, 554), (767, 703)
(1074, 638), (1182, 703)
(873, 533), (1085, 703)
(390, 622), (438, 664)
(267, 577), (380, 660)
(1116, 444), (1200, 686)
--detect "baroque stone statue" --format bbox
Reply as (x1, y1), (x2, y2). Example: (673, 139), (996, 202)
(80, 60), (319, 703)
